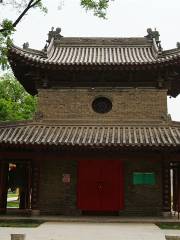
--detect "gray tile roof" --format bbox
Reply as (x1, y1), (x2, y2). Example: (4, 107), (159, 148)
(0, 123), (180, 148)
(9, 37), (180, 68)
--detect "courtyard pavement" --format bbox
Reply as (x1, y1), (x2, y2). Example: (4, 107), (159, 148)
(0, 222), (174, 240)
(7, 197), (18, 202)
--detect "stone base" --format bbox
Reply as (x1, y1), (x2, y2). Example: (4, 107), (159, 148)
(162, 211), (171, 218)
(0, 208), (6, 214)
(31, 209), (40, 216)
(11, 234), (25, 240)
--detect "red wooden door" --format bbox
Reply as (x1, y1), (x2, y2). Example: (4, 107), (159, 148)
(77, 160), (124, 211)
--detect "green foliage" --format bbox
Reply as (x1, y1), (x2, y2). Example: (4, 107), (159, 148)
(0, 36), (9, 70)
(1, 19), (14, 37)
(35, 0), (47, 13)
(0, 19), (14, 69)
(80, 0), (112, 18)
(0, 73), (37, 121)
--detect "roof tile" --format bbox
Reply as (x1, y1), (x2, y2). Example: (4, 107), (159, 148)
(10, 37), (180, 67)
(0, 124), (180, 148)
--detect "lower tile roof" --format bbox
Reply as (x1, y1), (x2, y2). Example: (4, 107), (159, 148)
(0, 123), (180, 148)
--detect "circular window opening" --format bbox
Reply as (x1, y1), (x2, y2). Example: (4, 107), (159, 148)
(92, 97), (112, 114)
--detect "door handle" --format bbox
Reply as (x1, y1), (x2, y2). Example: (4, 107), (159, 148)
(97, 181), (103, 191)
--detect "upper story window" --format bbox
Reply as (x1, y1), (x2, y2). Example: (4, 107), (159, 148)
(92, 97), (112, 114)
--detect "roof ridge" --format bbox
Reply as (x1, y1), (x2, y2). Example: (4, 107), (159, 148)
(11, 45), (45, 56)
(0, 122), (179, 128)
(0, 120), (34, 127)
(161, 47), (180, 56)
(53, 37), (152, 47)
(172, 121), (180, 126)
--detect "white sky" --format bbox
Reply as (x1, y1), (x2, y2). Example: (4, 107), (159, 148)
(1, 0), (180, 120)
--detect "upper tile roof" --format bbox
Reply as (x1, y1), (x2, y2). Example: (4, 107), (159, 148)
(9, 34), (180, 68)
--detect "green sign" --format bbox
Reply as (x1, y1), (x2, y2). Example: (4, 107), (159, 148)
(133, 172), (156, 185)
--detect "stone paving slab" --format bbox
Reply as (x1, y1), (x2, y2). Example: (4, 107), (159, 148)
(0, 222), (166, 240)
(164, 229), (180, 237)
(166, 236), (180, 240)
(7, 197), (18, 202)
(1, 215), (180, 223)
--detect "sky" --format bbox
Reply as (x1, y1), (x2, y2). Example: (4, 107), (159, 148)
(1, 0), (180, 120)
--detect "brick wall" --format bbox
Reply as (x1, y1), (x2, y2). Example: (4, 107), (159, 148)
(39, 159), (78, 215)
(38, 152), (163, 216)
(37, 88), (167, 123)
(122, 155), (162, 216)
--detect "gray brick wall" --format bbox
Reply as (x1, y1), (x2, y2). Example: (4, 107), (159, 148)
(39, 159), (79, 215)
(122, 155), (162, 216)
(37, 88), (167, 123)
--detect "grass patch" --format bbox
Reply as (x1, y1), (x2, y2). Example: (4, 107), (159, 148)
(8, 193), (18, 198)
(7, 201), (19, 208)
(0, 219), (44, 228)
(156, 222), (180, 230)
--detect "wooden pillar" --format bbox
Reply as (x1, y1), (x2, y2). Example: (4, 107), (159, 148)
(177, 167), (180, 219)
(172, 165), (180, 215)
(19, 162), (31, 209)
(0, 161), (8, 214)
(31, 159), (40, 216)
(26, 162), (32, 209)
(162, 161), (171, 213)
(173, 167), (178, 212)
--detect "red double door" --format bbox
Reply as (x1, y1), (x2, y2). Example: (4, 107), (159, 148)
(77, 160), (124, 211)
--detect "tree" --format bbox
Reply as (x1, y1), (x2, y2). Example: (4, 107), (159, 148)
(0, 73), (37, 121)
(0, 0), (112, 69)
(0, 0), (45, 69)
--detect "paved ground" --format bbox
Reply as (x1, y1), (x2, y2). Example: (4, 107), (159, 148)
(7, 197), (18, 202)
(163, 229), (180, 237)
(0, 222), (168, 240)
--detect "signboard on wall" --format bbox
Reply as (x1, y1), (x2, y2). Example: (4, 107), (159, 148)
(62, 174), (71, 183)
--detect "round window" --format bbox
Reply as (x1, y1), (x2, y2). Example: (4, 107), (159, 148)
(92, 97), (112, 114)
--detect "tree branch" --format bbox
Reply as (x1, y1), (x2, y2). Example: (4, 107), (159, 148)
(0, 0), (41, 33)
